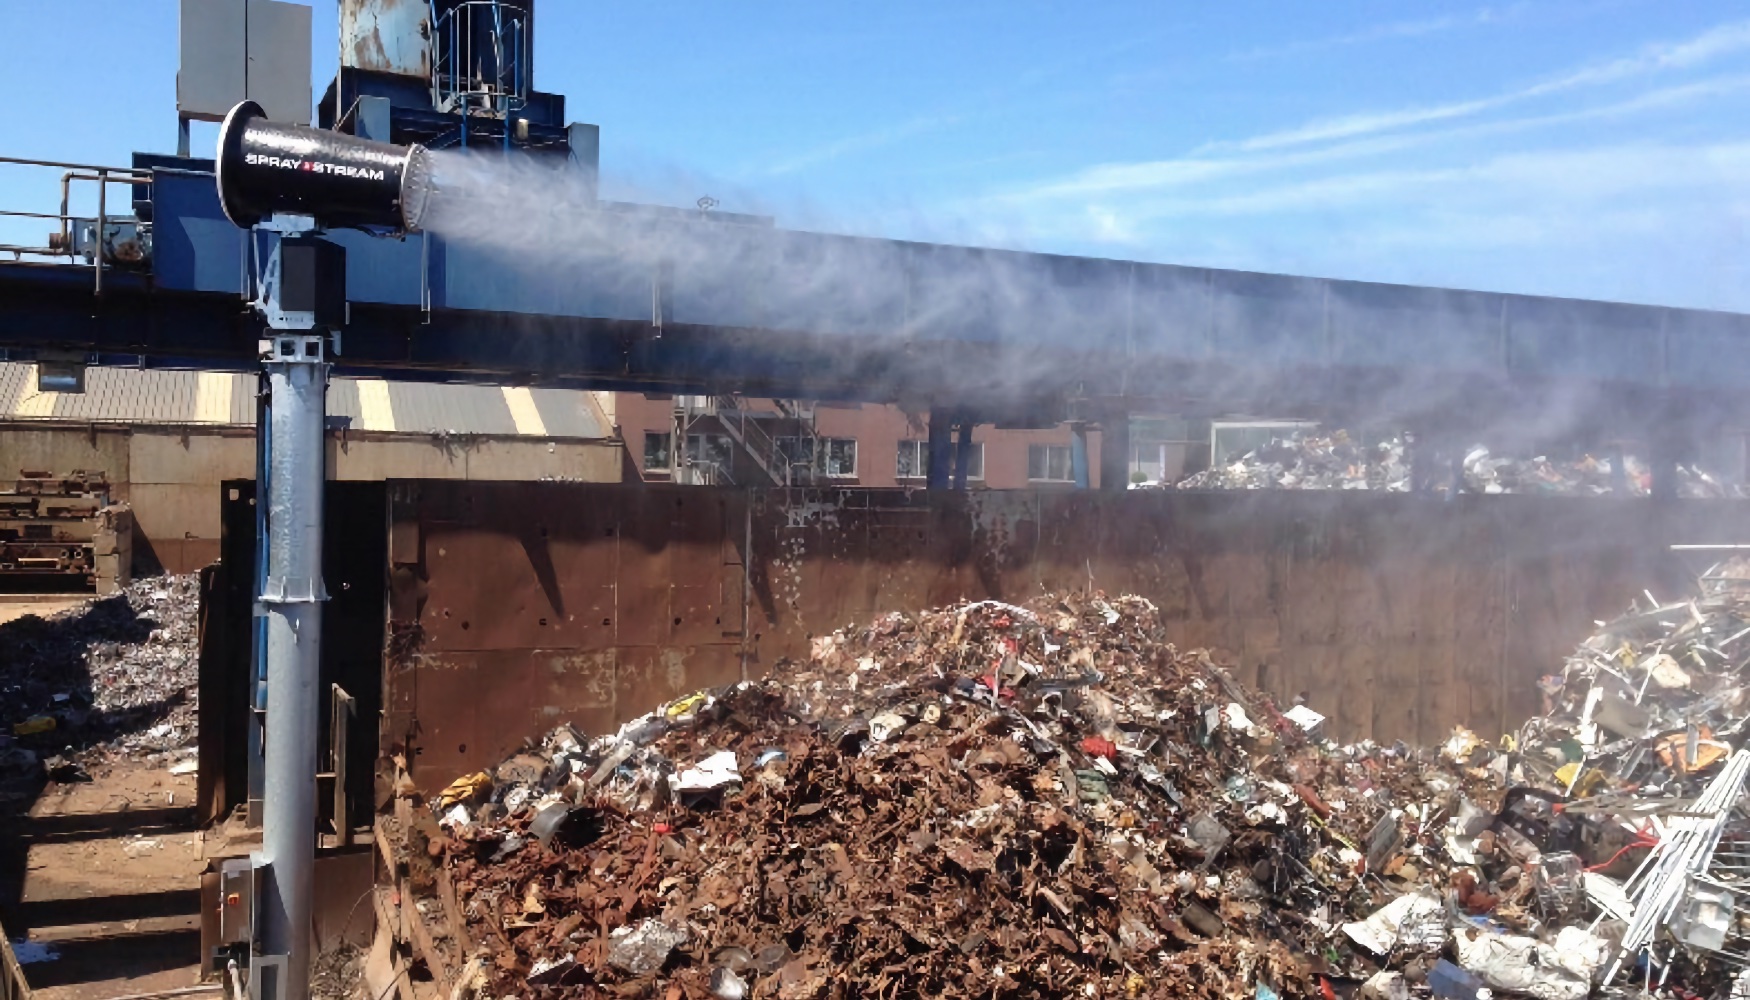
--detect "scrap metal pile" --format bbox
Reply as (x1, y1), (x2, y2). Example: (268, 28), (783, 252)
(0, 574), (200, 799)
(1175, 430), (1412, 491)
(1171, 430), (1737, 497)
(417, 572), (1750, 999)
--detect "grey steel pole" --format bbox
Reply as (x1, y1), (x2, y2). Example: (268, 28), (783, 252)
(258, 338), (327, 1000)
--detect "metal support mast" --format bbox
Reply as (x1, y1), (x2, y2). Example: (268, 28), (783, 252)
(252, 220), (340, 1000)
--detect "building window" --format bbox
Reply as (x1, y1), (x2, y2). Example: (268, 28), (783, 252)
(774, 436), (815, 473)
(643, 431), (673, 471)
(687, 433), (732, 473)
(1028, 443), (1075, 482)
(645, 432), (733, 474)
(771, 436), (858, 478)
(897, 440), (983, 480)
(820, 437), (858, 478)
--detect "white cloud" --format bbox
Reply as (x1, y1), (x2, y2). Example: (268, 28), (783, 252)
(1228, 11), (1484, 62)
(979, 70), (1750, 210)
(1206, 18), (1750, 154)
(764, 112), (963, 177)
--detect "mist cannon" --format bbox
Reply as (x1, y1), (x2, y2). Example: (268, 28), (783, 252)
(216, 101), (433, 233)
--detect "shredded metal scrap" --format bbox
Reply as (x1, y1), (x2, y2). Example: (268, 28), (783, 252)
(0, 574), (200, 795)
(424, 595), (1483, 999)
(415, 566), (1750, 999)
(1170, 429), (1737, 497)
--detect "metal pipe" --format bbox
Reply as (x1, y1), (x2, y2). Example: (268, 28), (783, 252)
(94, 169), (105, 296)
(0, 154), (149, 174)
(258, 342), (328, 1000)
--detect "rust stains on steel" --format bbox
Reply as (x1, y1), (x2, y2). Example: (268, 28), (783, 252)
(339, 0), (432, 77)
(383, 481), (1750, 793)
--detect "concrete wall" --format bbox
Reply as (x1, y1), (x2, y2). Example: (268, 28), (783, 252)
(0, 422), (624, 575)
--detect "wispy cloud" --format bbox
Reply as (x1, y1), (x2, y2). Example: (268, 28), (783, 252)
(764, 112), (964, 177)
(1229, 6), (1512, 62)
(1207, 18), (1750, 153)
(983, 72), (1750, 207)
(1102, 141), (1750, 222)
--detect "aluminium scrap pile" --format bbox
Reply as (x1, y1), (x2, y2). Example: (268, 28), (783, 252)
(1175, 430), (1412, 491)
(0, 574), (200, 800)
(1458, 448), (1736, 498)
(420, 594), (1509, 1000)
(1170, 430), (1738, 497)
(1502, 560), (1750, 991)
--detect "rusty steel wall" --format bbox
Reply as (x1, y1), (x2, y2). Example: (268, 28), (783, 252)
(384, 483), (749, 792)
(385, 481), (1750, 791)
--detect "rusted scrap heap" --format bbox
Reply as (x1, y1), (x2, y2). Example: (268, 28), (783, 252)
(1174, 430), (1409, 491)
(428, 595), (1483, 999)
(1169, 429), (1737, 497)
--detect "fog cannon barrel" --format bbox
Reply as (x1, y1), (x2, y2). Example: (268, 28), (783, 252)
(216, 101), (432, 232)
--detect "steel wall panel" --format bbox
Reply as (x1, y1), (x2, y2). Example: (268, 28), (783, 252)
(383, 481), (1750, 794)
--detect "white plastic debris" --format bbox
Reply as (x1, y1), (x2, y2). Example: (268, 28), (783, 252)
(1283, 704), (1326, 738)
(868, 712), (909, 743)
(122, 838), (163, 858)
(1550, 926), (1612, 984)
(1224, 703), (1254, 732)
(1453, 928), (1593, 1000)
(1342, 891), (1443, 955)
(1645, 652), (1693, 690)
(675, 750), (741, 792)
(1359, 971), (1409, 1000)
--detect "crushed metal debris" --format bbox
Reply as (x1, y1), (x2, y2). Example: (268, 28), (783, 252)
(400, 565), (1750, 998)
(1168, 429), (1737, 497)
(0, 574), (200, 798)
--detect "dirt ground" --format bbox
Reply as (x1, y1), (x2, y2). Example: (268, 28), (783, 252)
(5, 758), (205, 1000)
(0, 597), (84, 627)
(0, 592), (211, 1000)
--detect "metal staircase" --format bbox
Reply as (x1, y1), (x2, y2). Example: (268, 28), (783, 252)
(674, 395), (820, 486)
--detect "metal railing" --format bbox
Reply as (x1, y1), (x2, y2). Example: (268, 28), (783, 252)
(0, 155), (155, 296)
(672, 394), (825, 487)
(431, 1), (530, 127)
(716, 396), (829, 487)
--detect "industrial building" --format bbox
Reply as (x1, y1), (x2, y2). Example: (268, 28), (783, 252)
(2, 1), (1750, 998)
(0, 364), (622, 573)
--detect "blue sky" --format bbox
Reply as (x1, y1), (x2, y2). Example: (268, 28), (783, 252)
(3, 1), (1748, 310)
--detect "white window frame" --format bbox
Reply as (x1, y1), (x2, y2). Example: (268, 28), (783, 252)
(1028, 443), (1075, 483)
(643, 431), (673, 472)
(819, 437), (858, 478)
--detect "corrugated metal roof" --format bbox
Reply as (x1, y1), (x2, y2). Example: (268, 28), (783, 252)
(0, 365), (28, 415)
(327, 378), (361, 427)
(0, 363), (606, 439)
(530, 388), (601, 438)
(229, 373), (258, 424)
(386, 382), (519, 436)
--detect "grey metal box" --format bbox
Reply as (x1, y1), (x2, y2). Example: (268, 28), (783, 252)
(178, 0), (311, 125)
(178, 0), (246, 122)
(247, 0), (312, 125)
